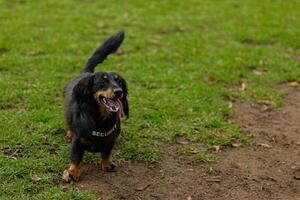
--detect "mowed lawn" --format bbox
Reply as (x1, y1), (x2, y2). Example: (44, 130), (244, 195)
(1, 0), (300, 199)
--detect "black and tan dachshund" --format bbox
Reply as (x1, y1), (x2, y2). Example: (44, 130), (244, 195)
(62, 30), (128, 182)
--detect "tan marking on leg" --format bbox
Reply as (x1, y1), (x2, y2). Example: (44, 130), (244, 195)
(62, 161), (84, 182)
(101, 153), (111, 169)
(100, 153), (117, 172)
(65, 129), (73, 143)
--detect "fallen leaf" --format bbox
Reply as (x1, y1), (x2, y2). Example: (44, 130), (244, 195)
(212, 145), (220, 152)
(176, 138), (189, 145)
(38, 27), (46, 32)
(231, 142), (242, 148)
(96, 21), (105, 28)
(135, 183), (151, 191)
(203, 76), (218, 84)
(3, 148), (13, 156)
(288, 81), (300, 88)
(238, 83), (247, 91)
(32, 175), (42, 183)
(115, 49), (132, 56)
(205, 176), (221, 182)
(228, 102), (233, 109)
(261, 104), (271, 112)
(252, 70), (263, 75)
(257, 143), (271, 148)
(187, 197), (192, 200)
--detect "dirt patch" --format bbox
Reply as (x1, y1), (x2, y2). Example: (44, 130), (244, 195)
(63, 85), (300, 200)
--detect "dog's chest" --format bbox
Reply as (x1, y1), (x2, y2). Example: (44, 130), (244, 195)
(79, 124), (120, 152)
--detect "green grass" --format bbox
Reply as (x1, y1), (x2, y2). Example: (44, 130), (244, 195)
(1, 0), (300, 198)
(178, 144), (217, 163)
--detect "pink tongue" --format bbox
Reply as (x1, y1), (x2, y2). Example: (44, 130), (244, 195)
(107, 99), (124, 118)
(117, 100), (124, 118)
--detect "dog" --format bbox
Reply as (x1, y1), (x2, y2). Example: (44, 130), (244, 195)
(62, 30), (129, 182)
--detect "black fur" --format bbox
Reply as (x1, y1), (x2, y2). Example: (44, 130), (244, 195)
(63, 30), (128, 177)
(82, 29), (125, 73)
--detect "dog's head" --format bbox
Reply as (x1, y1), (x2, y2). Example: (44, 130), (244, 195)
(73, 71), (129, 118)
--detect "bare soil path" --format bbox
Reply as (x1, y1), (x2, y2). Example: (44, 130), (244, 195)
(64, 85), (300, 200)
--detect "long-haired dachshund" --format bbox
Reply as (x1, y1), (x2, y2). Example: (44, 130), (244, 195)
(62, 30), (129, 182)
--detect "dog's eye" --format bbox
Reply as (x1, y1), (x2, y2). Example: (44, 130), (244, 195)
(115, 77), (122, 85)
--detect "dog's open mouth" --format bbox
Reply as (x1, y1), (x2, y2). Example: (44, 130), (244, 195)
(99, 96), (122, 113)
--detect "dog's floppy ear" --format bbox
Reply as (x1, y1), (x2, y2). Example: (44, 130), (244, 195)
(120, 77), (129, 118)
(73, 75), (94, 102)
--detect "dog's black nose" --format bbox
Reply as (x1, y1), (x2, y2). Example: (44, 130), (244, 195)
(113, 88), (123, 98)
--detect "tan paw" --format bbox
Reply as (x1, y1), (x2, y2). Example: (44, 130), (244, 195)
(101, 162), (117, 172)
(62, 163), (83, 182)
(62, 169), (80, 182)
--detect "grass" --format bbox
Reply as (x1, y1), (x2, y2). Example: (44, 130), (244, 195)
(1, 0), (300, 198)
(178, 144), (217, 163)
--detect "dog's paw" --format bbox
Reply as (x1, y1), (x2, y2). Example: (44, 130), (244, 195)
(62, 169), (80, 182)
(101, 162), (117, 172)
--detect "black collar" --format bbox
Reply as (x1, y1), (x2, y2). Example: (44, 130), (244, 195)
(91, 124), (117, 137)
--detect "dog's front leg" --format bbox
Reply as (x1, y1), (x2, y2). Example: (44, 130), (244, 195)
(62, 139), (84, 182)
(101, 150), (117, 172)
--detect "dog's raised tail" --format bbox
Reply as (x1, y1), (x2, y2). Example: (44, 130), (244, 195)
(82, 29), (125, 73)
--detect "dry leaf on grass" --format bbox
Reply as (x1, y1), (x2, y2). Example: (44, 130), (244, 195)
(176, 138), (190, 145)
(260, 104), (271, 112)
(231, 142), (242, 148)
(3, 148), (13, 156)
(135, 183), (151, 191)
(258, 101), (272, 111)
(257, 143), (271, 148)
(238, 83), (247, 91)
(32, 175), (42, 183)
(96, 21), (105, 28)
(2, 148), (17, 160)
(252, 70), (263, 75)
(212, 145), (220, 152)
(203, 76), (218, 84)
(288, 81), (300, 88)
